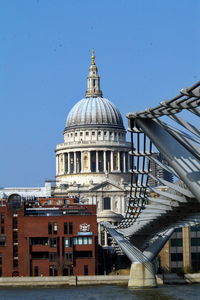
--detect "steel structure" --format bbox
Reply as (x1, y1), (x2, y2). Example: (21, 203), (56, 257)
(102, 82), (200, 268)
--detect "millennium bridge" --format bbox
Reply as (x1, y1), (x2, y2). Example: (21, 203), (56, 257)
(102, 81), (200, 287)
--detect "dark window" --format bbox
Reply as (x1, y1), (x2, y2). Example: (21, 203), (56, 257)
(64, 222), (68, 234)
(0, 236), (6, 246)
(0, 267), (2, 277)
(1, 215), (4, 225)
(65, 252), (73, 261)
(13, 259), (18, 268)
(191, 238), (200, 246)
(1, 227), (4, 235)
(0, 254), (2, 265)
(69, 222), (73, 234)
(103, 197), (111, 210)
(191, 226), (200, 232)
(92, 132), (95, 136)
(13, 231), (18, 243)
(31, 252), (49, 259)
(49, 252), (57, 262)
(13, 218), (18, 229)
(74, 251), (92, 258)
(50, 238), (57, 248)
(171, 239), (183, 247)
(86, 132), (89, 136)
(34, 266), (39, 276)
(93, 79), (95, 87)
(48, 223), (52, 234)
(171, 253), (183, 261)
(13, 245), (18, 257)
(49, 265), (58, 276)
(84, 265), (88, 275)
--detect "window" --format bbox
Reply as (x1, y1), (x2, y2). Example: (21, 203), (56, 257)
(103, 197), (111, 210)
(86, 132), (89, 136)
(49, 238), (57, 248)
(65, 252), (73, 261)
(64, 237), (72, 248)
(1, 227), (4, 234)
(171, 239), (183, 247)
(13, 218), (18, 229)
(80, 132), (83, 136)
(73, 237), (92, 245)
(48, 223), (52, 234)
(53, 223), (58, 234)
(49, 265), (58, 276)
(191, 238), (200, 246)
(13, 259), (18, 268)
(49, 252), (57, 262)
(69, 222), (73, 234)
(104, 131), (107, 135)
(34, 266), (39, 276)
(0, 236), (6, 246)
(92, 132), (95, 136)
(64, 222), (68, 234)
(13, 231), (18, 243)
(84, 265), (88, 275)
(48, 223), (57, 234)
(75, 132), (77, 136)
(13, 245), (18, 257)
(171, 253), (183, 261)
(98, 131), (101, 136)
(0, 215), (4, 225)
(0, 254), (2, 265)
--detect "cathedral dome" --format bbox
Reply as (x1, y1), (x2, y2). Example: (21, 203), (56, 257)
(66, 97), (124, 129)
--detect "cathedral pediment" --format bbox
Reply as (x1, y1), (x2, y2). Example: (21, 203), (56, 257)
(89, 181), (124, 192)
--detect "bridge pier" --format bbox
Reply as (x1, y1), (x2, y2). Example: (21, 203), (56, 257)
(128, 261), (157, 288)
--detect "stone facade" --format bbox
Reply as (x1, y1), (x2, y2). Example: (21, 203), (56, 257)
(54, 51), (131, 244)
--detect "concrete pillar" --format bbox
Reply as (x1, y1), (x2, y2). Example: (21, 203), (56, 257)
(183, 227), (191, 272)
(128, 261), (157, 288)
(96, 151), (99, 172)
(103, 151), (106, 172)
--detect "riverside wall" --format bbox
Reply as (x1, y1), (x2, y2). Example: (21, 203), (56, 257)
(0, 274), (200, 287)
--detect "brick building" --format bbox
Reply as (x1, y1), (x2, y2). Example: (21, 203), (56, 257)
(0, 194), (98, 277)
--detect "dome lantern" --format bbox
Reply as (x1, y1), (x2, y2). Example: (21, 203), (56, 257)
(85, 49), (103, 98)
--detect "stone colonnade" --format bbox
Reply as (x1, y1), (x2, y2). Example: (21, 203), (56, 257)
(56, 150), (130, 175)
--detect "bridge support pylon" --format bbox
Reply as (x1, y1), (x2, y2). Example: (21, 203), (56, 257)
(128, 261), (157, 288)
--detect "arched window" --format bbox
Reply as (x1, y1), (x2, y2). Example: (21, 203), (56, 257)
(103, 197), (111, 210)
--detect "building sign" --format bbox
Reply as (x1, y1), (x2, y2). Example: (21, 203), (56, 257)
(80, 223), (90, 232)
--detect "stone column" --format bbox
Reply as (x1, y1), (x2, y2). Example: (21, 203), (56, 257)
(74, 152), (77, 173)
(117, 152), (120, 171)
(96, 151), (99, 172)
(111, 151), (114, 172)
(68, 152), (70, 174)
(123, 152), (126, 173)
(104, 229), (108, 247)
(56, 155), (59, 175)
(103, 151), (106, 172)
(128, 261), (157, 288)
(63, 153), (66, 174)
(88, 151), (91, 172)
(127, 153), (130, 171)
(81, 151), (84, 173)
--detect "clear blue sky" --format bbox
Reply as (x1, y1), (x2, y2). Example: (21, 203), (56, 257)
(0, 0), (199, 187)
